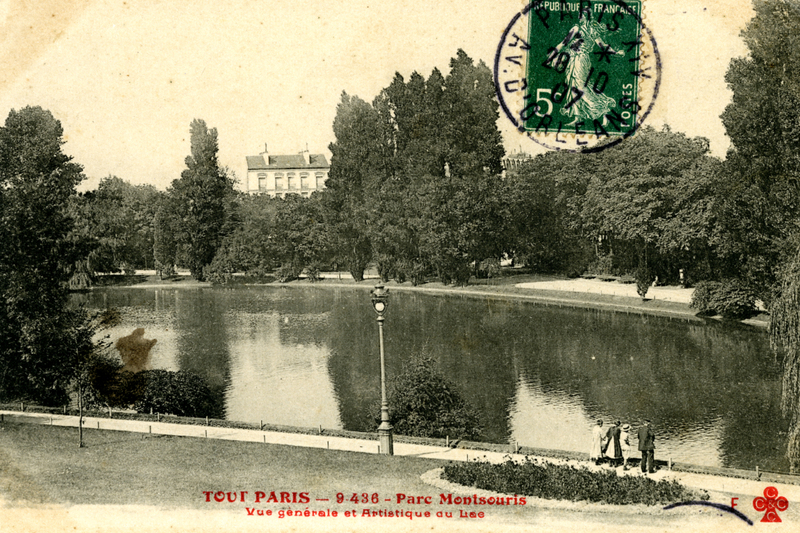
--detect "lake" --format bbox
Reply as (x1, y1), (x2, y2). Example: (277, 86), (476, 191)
(74, 285), (789, 472)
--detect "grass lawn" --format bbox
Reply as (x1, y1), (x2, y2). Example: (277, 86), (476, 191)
(0, 423), (442, 509)
(0, 422), (760, 533)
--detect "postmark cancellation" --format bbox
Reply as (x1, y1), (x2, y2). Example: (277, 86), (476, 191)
(495, 0), (661, 153)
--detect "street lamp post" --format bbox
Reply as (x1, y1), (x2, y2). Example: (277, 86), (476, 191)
(371, 284), (393, 455)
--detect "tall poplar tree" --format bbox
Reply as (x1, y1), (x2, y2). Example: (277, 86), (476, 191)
(169, 119), (233, 280)
(324, 50), (506, 285)
(325, 93), (387, 281)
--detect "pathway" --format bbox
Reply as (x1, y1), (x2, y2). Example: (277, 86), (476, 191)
(516, 278), (694, 304)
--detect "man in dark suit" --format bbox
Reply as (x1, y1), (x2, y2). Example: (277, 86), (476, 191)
(637, 419), (655, 473)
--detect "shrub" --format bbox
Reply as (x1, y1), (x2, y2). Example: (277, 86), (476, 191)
(587, 253), (614, 276)
(155, 260), (176, 279)
(410, 261), (428, 286)
(376, 356), (482, 440)
(476, 258), (501, 279)
(635, 267), (654, 300)
(127, 370), (222, 418)
(305, 262), (323, 282)
(277, 263), (302, 283)
(442, 457), (708, 506)
(204, 252), (238, 285)
(690, 279), (757, 319)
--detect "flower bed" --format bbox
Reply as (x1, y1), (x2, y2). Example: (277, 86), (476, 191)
(442, 457), (708, 506)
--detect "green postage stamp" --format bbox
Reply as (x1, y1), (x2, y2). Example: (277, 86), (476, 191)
(494, 0), (660, 152)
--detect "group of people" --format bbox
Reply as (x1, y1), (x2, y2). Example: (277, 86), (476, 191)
(590, 419), (656, 474)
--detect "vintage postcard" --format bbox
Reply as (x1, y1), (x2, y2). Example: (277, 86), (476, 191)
(1, 0), (799, 532)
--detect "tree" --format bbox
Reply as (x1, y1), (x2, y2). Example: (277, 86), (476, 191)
(741, 0), (800, 471)
(770, 251), (800, 472)
(127, 370), (222, 418)
(153, 197), (179, 278)
(70, 176), (161, 277)
(321, 51), (508, 286)
(441, 50), (504, 178)
(271, 194), (332, 281)
(169, 119), (234, 280)
(65, 308), (120, 447)
(505, 151), (593, 274)
(369, 50), (507, 285)
(206, 193), (279, 282)
(717, 0), (800, 299)
(635, 266), (653, 300)
(0, 107), (89, 404)
(325, 93), (388, 281)
(580, 126), (720, 281)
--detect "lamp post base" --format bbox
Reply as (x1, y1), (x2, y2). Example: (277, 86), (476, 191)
(378, 423), (394, 455)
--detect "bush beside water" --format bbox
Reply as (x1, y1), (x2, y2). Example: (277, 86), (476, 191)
(375, 356), (482, 441)
(690, 279), (758, 319)
(443, 458), (708, 506)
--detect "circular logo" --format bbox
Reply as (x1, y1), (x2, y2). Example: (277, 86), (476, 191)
(494, 0), (661, 153)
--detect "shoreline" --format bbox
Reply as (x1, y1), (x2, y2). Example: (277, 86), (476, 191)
(91, 273), (769, 329)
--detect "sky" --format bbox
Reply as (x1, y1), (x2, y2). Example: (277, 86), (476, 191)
(0, 0), (755, 191)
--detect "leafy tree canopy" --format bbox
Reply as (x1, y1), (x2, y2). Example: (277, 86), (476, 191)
(0, 106), (90, 404)
(168, 119), (235, 280)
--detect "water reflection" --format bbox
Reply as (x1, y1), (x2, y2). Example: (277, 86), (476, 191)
(76, 285), (789, 472)
(224, 305), (341, 429)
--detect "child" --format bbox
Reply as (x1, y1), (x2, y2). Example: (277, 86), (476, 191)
(620, 424), (632, 470)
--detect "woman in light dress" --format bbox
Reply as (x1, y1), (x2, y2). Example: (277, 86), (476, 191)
(590, 419), (606, 464)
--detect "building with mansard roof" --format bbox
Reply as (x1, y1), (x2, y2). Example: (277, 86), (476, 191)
(245, 144), (330, 197)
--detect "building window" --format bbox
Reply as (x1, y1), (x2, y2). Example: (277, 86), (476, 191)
(315, 172), (325, 190)
(300, 172), (310, 190)
(287, 172), (297, 189)
(258, 173), (267, 190)
(275, 173), (284, 190)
